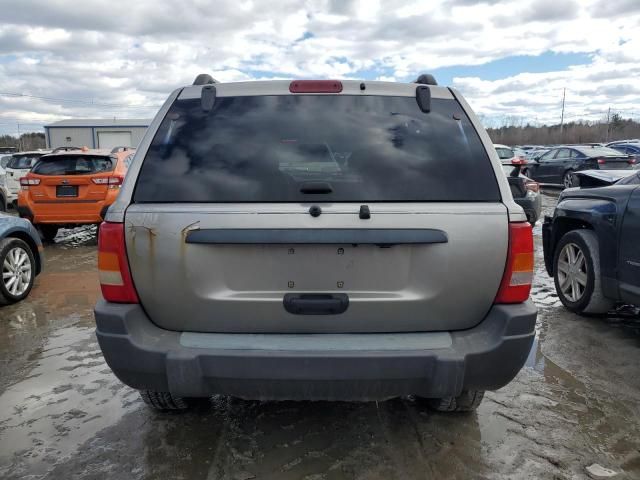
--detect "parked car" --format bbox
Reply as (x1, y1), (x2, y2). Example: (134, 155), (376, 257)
(501, 164), (541, 224)
(606, 143), (640, 164)
(494, 144), (541, 224)
(527, 146), (636, 188)
(0, 212), (43, 305)
(525, 148), (549, 163)
(1, 154), (13, 169)
(94, 75), (536, 412)
(17, 147), (135, 241)
(0, 147), (18, 155)
(542, 169), (640, 314)
(494, 144), (524, 163)
(4, 151), (51, 206)
(606, 139), (640, 147)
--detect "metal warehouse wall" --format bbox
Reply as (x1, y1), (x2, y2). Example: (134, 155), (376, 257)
(46, 126), (148, 149)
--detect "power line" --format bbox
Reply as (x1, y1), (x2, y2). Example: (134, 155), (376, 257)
(0, 92), (160, 109)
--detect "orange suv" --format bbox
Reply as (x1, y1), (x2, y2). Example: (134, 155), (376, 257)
(17, 147), (135, 241)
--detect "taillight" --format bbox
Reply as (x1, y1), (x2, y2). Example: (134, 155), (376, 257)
(512, 157), (527, 165)
(98, 222), (139, 303)
(92, 176), (124, 189)
(525, 180), (539, 193)
(20, 177), (40, 186)
(494, 222), (534, 304)
(289, 80), (343, 93)
(628, 157), (636, 165)
(597, 158), (606, 165)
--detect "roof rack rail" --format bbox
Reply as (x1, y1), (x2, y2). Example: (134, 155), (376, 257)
(52, 146), (82, 152)
(110, 146), (135, 154)
(414, 74), (438, 86)
(193, 74), (218, 86)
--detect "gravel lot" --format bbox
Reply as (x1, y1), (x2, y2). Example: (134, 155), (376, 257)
(1, 190), (639, 480)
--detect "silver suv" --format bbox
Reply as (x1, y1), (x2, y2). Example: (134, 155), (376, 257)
(95, 75), (537, 412)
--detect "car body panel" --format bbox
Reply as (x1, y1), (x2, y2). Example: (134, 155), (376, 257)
(618, 187), (640, 305)
(126, 202), (508, 333)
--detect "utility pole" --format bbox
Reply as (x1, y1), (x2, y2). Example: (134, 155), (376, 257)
(559, 88), (566, 140)
(605, 107), (611, 142)
(17, 122), (22, 151)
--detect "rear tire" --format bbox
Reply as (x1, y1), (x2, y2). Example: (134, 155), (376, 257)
(423, 390), (485, 412)
(562, 170), (575, 188)
(38, 225), (59, 243)
(553, 229), (614, 315)
(139, 390), (192, 411)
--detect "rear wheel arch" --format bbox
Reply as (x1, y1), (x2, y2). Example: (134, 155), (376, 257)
(549, 217), (594, 274)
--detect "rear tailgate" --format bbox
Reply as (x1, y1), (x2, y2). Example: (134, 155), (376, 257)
(126, 203), (507, 333)
(125, 88), (509, 334)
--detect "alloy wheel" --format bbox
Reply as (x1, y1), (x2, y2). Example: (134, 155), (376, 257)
(556, 242), (588, 302)
(2, 246), (32, 297)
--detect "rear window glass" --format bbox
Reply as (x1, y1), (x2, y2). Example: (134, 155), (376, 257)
(134, 95), (500, 203)
(7, 155), (42, 169)
(32, 155), (114, 175)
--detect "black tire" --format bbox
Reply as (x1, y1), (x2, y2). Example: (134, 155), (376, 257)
(38, 225), (59, 242)
(562, 170), (575, 188)
(139, 390), (191, 411)
(553, 230), (614, 315)
(424, 390), (485, 412)
(0, 194), (6, 212)
(0, 238), (36, 305)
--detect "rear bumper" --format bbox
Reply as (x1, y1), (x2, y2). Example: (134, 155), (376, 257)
(20, 199), (112, 224)
(95, 300), (537, 401)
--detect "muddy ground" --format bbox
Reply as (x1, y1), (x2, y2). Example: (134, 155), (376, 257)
(1, 191), (639, 480)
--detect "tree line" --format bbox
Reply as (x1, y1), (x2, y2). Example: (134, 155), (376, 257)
(487, 115), (640, 146)
(0, 133), (46, 151)
(2, 116), (640, 152)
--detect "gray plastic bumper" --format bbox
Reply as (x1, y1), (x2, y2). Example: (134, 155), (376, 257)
(94, 300), (537, 401)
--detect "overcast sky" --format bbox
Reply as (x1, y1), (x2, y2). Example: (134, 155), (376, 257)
(1, 0), (639, 135)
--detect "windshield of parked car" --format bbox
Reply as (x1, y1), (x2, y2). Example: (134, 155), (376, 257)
(134, 95), (500, 203)
(575, 146), (628, 157)
(7, 154), (42, 170)
(0, 155), (12, 169)
(31, 155), (114, 175)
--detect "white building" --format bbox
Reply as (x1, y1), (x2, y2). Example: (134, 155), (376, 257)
(44, 119), (151, 150)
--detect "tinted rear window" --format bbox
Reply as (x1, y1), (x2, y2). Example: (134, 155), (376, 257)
(7, 155), (42, 169)
(134, 95), (500, 203)
(32, 155), (114, 175)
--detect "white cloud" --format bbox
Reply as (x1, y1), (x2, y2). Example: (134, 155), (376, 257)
(0, 0), (638, 134)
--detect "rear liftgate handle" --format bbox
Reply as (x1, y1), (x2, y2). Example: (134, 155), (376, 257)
(283, 293), (349, 315)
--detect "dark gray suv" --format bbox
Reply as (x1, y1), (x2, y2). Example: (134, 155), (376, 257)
(94, 75), (537, 412)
